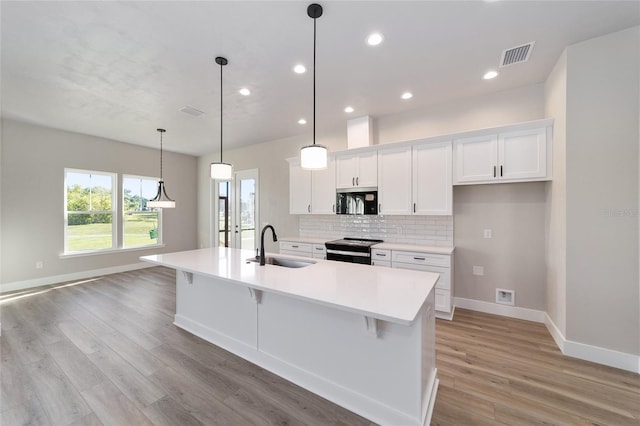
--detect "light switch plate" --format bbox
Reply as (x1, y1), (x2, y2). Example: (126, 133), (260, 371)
(483, 229), (492, 239)
(473, 266), (484, 276)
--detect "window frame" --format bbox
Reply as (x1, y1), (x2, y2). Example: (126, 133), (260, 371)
(63, 168), (117, 254)
(122, 174), (163, 248)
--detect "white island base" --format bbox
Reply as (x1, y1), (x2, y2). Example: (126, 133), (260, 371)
(143, 249), (438, 426)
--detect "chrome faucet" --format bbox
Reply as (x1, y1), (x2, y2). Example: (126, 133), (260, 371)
(260, 225), (278, 266)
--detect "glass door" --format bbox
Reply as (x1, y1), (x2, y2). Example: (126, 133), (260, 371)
(218, 181), (230, 247)
(233, 169), (259, 251)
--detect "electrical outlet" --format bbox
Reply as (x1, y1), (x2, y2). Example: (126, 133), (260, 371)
(473, 266), (484, 276)
(483, 229), (492, 239)
(35, 261), (44, 269)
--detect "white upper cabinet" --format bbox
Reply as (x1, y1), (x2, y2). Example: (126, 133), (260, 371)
(378, 146), (412, 215)
(289, 157), (336, 215)
(289, 159), (312, 214)
(453, 124), (550, 185)
(453, 134), (498, 183)
(413, 141), (452, 215)
(498, 127), (547, 180)
(311, 157), (336, 214)
(336, 151), (377, 188)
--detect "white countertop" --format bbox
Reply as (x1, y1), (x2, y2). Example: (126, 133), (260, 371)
(141, 247), (438, 326)
(278, 236), (331, 245)
(280, 236), (455, 255)
(372, 243), (455, 255)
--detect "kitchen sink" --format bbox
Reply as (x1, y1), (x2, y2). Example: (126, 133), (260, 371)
(246, 256), (315, 268)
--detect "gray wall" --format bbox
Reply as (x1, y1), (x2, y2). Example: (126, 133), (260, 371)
(564, 27), (639, 355)
(454, 183), (547, 311)
(1, 119), (198, 285)
(197, 84), (549, 311)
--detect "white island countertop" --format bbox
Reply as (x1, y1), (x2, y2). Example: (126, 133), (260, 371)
(141, 247), (438, 326)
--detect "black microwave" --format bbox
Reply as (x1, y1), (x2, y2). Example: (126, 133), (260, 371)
(336, 189), (378, 215)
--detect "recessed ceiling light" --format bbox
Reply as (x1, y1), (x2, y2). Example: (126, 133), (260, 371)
(298, 118), (307, 125)
(344, 106), (354, 113)
(294, 64), (306, 74)
(483, 70), (499, 80)
(401, 92), (413, 100)
(366, 33), (384, 46)
(239, 88), (251, 96)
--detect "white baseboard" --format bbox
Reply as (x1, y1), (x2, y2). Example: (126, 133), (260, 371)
(0, 262), (153, 293)
(454, 297), (546, 323)
(544, 314), (639, 374)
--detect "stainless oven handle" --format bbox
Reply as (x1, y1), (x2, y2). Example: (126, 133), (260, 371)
(326, 249), (370, 258)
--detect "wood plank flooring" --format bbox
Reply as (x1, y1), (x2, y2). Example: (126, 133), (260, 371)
(1, 267), (638, 425)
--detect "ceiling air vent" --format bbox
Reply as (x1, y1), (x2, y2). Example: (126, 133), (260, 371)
(179, 106), (205, 117)
(500, 41), (535, 67)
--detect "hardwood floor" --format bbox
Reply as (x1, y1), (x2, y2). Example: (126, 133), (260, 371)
(1, 267), (638, 425)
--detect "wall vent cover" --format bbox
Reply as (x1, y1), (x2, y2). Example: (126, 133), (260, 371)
(179, 106), (205, 117)
(500, 42), (535, 67)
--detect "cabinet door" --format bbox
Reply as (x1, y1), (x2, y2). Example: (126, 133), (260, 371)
(453, 134), (498, 183)
(378, 147), (412, 215)
(311, 157), (336, 214)
(413, 141), (452, 215)
(336, 154), (358, 188)
(289, 160), (312, 214)
(498, 127), (546, 180)
(356, 151), (378, 187)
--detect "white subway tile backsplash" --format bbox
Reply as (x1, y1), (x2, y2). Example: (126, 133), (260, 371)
(299, 215), (453, 246)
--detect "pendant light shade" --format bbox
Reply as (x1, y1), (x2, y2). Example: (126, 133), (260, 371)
(148, 128), (176, 209)
(300, 3), (328, 170)
(211, 56), (234, 180)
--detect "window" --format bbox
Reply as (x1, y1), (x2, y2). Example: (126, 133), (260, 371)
(123, 175), (161, 248)
(218, 181), (230, 247)
(65, 169), (116, 253)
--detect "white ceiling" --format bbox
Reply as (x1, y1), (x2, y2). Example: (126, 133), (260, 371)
(2, 1), (639, 156)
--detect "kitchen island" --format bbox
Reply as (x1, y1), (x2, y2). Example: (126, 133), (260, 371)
(141, 247), (439, 426)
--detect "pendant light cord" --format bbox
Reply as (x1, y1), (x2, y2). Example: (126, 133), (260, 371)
(312, 14), (316, 146)
(220, 61), (224, 163)
(159, 130), (164, 180)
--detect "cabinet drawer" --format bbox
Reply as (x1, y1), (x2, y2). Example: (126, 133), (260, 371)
(371, 249), (391, 260)
(391, 251), (450, 267)
(392, 263), (450, 290)
(435, 289), (451, 313)
(279, 241), (313, 255)
(371, 260), (391, 268)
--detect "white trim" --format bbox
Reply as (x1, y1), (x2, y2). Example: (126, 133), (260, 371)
(544, 314), (639, 374)
(454, 297), (546, 323)
(60, 244), (165, 258)
(543, 313), (565, 352)
(1, 262), (153, 293)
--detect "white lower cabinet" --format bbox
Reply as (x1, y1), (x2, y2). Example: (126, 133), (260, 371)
(391, 250), (454, 320)
(279, 241), (313, 258)
(312, 244), (326, 259)
(371, 249), (391, 267)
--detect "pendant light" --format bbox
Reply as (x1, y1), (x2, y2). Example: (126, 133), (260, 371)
(210, 56), (233, 180)
(300, 3), (328, 170)
(148, 128), (176, 209)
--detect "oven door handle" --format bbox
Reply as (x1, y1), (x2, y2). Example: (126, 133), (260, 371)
(326, 249), (371, 258)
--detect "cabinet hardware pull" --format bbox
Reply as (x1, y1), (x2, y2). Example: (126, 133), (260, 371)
(376, 253), (386, 257)
(332, 204), (335, 213)
(413, 203), (416, 213)
(493, 166), (496, 178)
(413, 257), (426, 261)
(308, 204), (311, 213)
(292, 245), (299, 248)
(500, 165), (503, 177)
(356, 177), (359, 186)
(352, 177), (355, 186)
(315, 247), (323, 250)
(379, 203), (381, 212)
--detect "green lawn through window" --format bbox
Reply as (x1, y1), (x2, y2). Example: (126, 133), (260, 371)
(67, 213), (158, 252)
